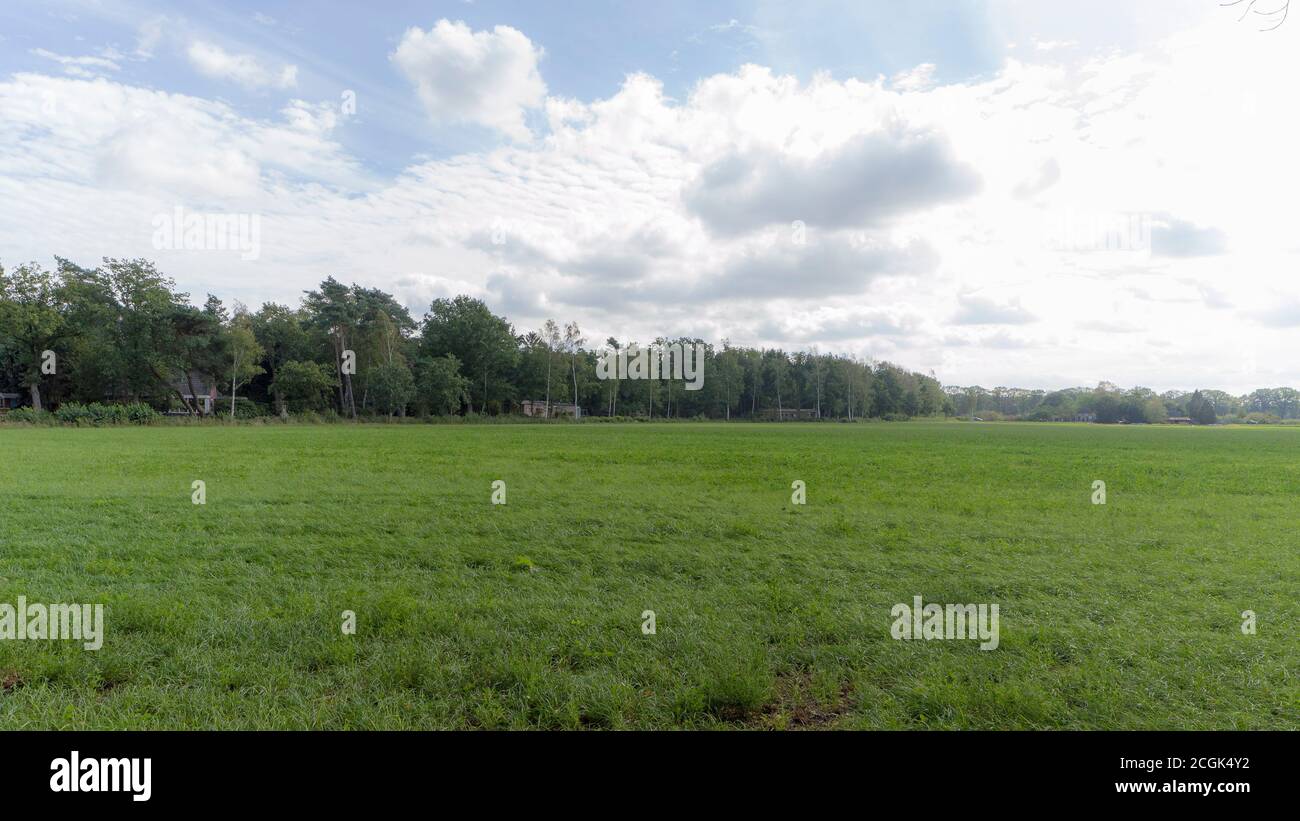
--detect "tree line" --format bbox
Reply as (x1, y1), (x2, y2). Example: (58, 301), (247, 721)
(6, 258), (1292, 425)
(0, 258), (948, 421)
(946, 383), (1300, 424)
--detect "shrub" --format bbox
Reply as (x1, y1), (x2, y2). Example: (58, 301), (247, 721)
(216, 397), (268, 420)
(43, 402), (160, 425)
(2, 407), (52, 425)
(124, 402), (161, 424)
(85, 402), (125, 424)
(55, 402), (94, 424)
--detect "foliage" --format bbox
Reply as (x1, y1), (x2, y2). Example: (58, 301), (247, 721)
(270, 360), (337, 412)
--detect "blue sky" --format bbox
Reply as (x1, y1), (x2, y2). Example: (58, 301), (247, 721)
(2, 0), (1299, 391)
(1, 0), (1009, 174)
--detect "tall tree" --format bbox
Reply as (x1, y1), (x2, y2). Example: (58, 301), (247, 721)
(225, 304), (264, 416)
(0, 262), (70, 410)
(542, 319), (561, 417)
(415, 354), (470, 415)
(564, 321), (584, 418)
(420, 296), (517, 414)
(250, 303), (310, 416)
(302, 277), (362, 419)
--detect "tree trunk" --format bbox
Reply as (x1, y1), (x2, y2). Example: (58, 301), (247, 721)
(544, 352), (552, 418)
(570, 353), (579, 420)
(333, 338), (346, 412)
(815, 362), (821, 418)
(230, 351), (239, 417)
(185, 371), (204, 417)
(29, 382), (42, 412)
(146, 362), (195, 416)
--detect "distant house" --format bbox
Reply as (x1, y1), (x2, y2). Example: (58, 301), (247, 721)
(1074, 412), (1097, 423)
(169, 371), (219, 415)
(520, 400), (579, 419)
(759, 408), (818, 421)
(0, 392), (21, 411)
(1167, 416), (1194, 425)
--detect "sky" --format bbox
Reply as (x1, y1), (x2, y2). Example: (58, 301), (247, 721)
(1, 0), (1298, 392)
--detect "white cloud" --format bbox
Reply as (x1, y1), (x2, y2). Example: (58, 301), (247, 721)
(135, 17), (165, 59)
(390, 19), (546, 141)
(891, 62), (936, 92)
(952, 294), (1037, 326)
(187, 41), (298, 89)
(30, 48), (120, 78)
(0, 74), (361, 202)
(684, 127), (980, 235)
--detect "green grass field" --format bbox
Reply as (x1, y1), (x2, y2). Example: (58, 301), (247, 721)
(0, 421), (1294, 729)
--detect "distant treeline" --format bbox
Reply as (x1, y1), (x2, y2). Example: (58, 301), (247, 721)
(947, 384), (1300, 424)
(3, 258), (1292, 425)
(1, 258), (945, 421)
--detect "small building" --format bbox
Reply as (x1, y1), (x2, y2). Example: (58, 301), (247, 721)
(0, 392), (21, 411)
(1167, 416), (1194, 424)
(759, 408), (819, 421)
(520, 400), (579, 418)
(169, 372), (219, 415)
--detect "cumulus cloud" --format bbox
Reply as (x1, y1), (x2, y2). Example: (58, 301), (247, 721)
(1249, 298), (1300, 328)
(684, 127), (980, 236)
(952, 294), (1036, 325)
(0, 74), (360, 201)
(701, 234), (938, 301)
(761, 307), (924, 342)
(1150, 216), (1227, 257)
(391, 20), (546, 141)
(187, 41), (298, 89)
(1013, 157), (1060, 198)
(891, 63), (937, 92)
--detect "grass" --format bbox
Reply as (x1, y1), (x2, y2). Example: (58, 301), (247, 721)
(0, 421), (1294, 729)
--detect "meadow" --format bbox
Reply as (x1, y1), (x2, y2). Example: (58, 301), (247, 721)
(0, 421), (1294, 729)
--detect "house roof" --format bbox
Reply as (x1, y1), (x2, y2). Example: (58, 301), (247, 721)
(171, 371), (219, 396)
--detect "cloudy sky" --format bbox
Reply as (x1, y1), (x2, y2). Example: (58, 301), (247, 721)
(1, 0), (1297, 392)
